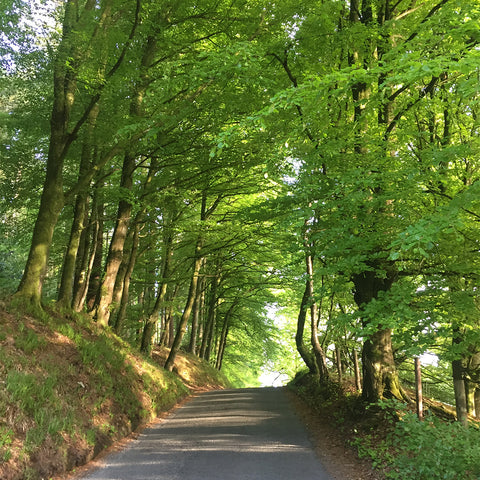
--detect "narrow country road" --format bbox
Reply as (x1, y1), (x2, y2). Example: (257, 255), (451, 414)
(78, 387), (333, 480)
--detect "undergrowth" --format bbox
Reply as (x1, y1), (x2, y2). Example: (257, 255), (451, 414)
(354, 399), (480, 480)
(291, 372), (480, 480)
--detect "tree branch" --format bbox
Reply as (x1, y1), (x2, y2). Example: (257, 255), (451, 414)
(62, 0), (142, 157)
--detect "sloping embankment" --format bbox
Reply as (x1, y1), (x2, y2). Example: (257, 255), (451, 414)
(0, 304), (228, 480)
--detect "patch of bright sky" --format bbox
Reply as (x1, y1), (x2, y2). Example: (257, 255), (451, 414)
(285, 16), (301, 39)
(2, 0), (58, 57)
(419, 352), (438, 367)
(259, 370), (290, 387)
(21, 0), (58, 44)
(282, 154), (302, 186)
(259, 303), (297, 387)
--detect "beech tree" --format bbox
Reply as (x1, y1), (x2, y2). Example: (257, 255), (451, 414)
(14, 0), (141, 307)
(253, 0), (480, 404)
(3, 0), (480, 414)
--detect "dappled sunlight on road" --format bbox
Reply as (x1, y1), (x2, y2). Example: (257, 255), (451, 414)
(79, 388), (332, 480)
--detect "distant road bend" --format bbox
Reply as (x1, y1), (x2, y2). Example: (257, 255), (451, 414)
(79, 387), (333, 480)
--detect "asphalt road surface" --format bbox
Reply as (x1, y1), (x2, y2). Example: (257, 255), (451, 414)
(79, 387), (333, 480)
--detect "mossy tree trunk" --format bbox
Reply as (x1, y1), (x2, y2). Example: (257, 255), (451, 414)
(16, 0), (134, 308)
(112, 220), (141, 333)
(361, 327), (405, 402)
(15, 1), (79, 307)
(352, 267), (407, 403)
(16, 153), (65, 308)
(93, 151), (136, 326)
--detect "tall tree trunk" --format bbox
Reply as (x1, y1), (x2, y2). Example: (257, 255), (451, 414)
(140, 227), (174, 355)
(465, 350), (480, 418)
(296, 282), (318, 375)
(361, 327), (405, 402)
(305, 249), (329, 381)
(86, 190), (104, 312)
(17, 155), (65, 307)
(335, 345), (343, 383)
(159, 285), (179, 348)
(164, 191), (222, 370)
(15, 1), (79, 307)
(200, 272), (219, 360)
(94, 35), (156, 326)
(465, 380), (476, 417)
(57, 191), (86, 307)
(167, 312), (175, 348)
(353, 349), (362, 392)
(415, 357), (424, 420)
(188, 265), (206, 355)
(94, 151), (135, 326)
(109, 233), (131, 326)
(215, 302), (237, 370)
(112, 220), (141, 333)
(453, 360), (468, 426)
(474, 389), (480, 420)
(16, 0), (124, 307)
(164, 238), (203, 372)
(347, 0), (405, 404)
(204, 308), (217, 362)
(58, 104), (99, 307)
(141, 281), (168, 352)
(216, 322), (229, 371)
(72, 195), (92, 312)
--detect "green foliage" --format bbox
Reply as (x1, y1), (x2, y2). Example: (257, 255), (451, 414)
(388, 415), (480, 480)
(2, 0), (480, 461)
(352, 399), (480, 480)
(0, 242), (26, 294)
(260, 309), (302, 384)
(362, 411), (480, 479)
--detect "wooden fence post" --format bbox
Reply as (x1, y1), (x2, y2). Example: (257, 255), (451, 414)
(415, 357), (423, 420)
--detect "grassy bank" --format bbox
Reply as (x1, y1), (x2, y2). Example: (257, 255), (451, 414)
(0, 302), (229, 480)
